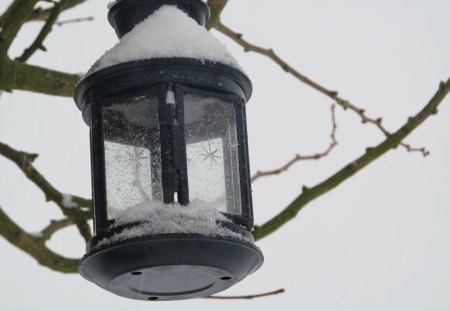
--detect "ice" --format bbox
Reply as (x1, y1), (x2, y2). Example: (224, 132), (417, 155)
(88, 6), (242, 74)
(96, 200), (254, 248)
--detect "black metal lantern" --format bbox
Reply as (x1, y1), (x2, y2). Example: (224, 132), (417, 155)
(74, 0), (263, 301)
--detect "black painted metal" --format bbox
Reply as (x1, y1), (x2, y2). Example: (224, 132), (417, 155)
(89, 101), (108, 234)
(73, 3), (260, 299)
(158, 89), (176, 203)
(173, 84), (189, 204)
(75, 58), (252, 119)
(108, 0), (210, 38)
(79, 234), (263, 301)
(235, 98), (254, 224)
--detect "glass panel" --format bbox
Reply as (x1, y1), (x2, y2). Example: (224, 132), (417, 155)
(103, 95), (161, 219)
(184, 93), (241, 215)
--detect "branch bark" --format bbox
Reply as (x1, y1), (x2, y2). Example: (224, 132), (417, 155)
(27, 0), (88, 23)
(16, 2), (62, 62)
(213, 22), (430, 156)
(0, 59), (80, 96)
(206, 288), (285, 300)
(40, 218), (77, 241)
(0, 0), (39, 57)
(253, 79), (450, 241)
(252, 105), (337, 182)
(0, 141), (92, 242)
(206, 0), (228, 30)
(0, 206), (79, 273)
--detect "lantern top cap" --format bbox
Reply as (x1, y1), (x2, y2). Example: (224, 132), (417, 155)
(108, 0), (210, 38)
(87, 5), (241, 75)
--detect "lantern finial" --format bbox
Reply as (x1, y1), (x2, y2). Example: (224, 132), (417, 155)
(108, 0), (210, 38)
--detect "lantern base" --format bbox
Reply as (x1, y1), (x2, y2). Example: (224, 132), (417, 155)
(79, 234), (263, 301)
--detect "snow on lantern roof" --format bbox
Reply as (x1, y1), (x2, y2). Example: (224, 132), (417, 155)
(88, 5), (242, 75)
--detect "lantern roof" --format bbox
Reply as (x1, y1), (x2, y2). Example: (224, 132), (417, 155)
(87, 5), (242, 75)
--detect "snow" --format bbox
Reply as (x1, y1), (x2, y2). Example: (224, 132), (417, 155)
(61, 193), (77, 208)
(88, 6), (242, 74)
(30, 232), (43, 238)
(96, 200), (254, 248)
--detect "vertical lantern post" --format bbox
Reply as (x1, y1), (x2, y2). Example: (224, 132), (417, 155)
(74, 0), (263, 301)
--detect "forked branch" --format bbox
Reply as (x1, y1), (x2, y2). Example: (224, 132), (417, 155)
(0, 206), (78, 273)
(214, 22), (430, 156)
(252, 105), (337, 182)
(253, 79), (450, 241)
(0, 141), (92, 242)
(16, 2), (61, 62)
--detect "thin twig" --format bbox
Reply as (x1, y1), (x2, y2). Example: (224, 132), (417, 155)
(26, 0), (87, 22)
(40, 217), (88, 241)
(252, 105), (337, 182)
(56, 16), (93, 26)
(253, 79), (450, 241)
(214, 22), (430, 157)
(206, 288), (285, 300)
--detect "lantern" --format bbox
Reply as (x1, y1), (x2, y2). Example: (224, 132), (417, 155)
(74, 0), (263, 301)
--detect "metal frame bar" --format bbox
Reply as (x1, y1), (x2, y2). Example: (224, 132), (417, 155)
(90, 101), (108, 234)
(173, 83), (189, 204)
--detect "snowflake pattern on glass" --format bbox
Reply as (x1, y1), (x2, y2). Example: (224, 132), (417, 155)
(199, 142), (221, 166)
(125, 147), (149, 172)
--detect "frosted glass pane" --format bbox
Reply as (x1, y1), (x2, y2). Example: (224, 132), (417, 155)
(104, 143), (152, 218)
(187, 138), (226, 212)
(184, 93), (242, 215)
(103, 95), (161, 219)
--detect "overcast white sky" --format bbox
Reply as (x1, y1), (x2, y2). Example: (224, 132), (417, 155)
(1, 1), (450, 310)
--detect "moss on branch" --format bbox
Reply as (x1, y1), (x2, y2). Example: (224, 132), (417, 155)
(0, 142), (92, 242)
(0, 207), (79, 273)
(0, 59), (80, 96)
(0, 0), (38, 57)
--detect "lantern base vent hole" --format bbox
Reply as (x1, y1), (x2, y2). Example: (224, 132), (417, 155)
(78, 234), (263, 301)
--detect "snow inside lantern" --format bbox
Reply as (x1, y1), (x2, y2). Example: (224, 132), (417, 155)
(74, 0), (263, 301)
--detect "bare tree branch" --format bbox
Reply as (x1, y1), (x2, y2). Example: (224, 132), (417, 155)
(252, 105), (337, 183)
(0, 1), (84, 97)
(16, 2), (61, 62)
(27, 0), (88, 22)
(253, 79), (450, 241)
(0, 206), (79, 273)
(206, 0), (228, 30)
(0, 0), (39, 57)
(213, 22), (430, 156)
(0, 59), (80, 96)
(56, 16), (93, 26)
(206, 288), (285, 300)
(40, 218), (78, 241)
(0, 141), (92, 242)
